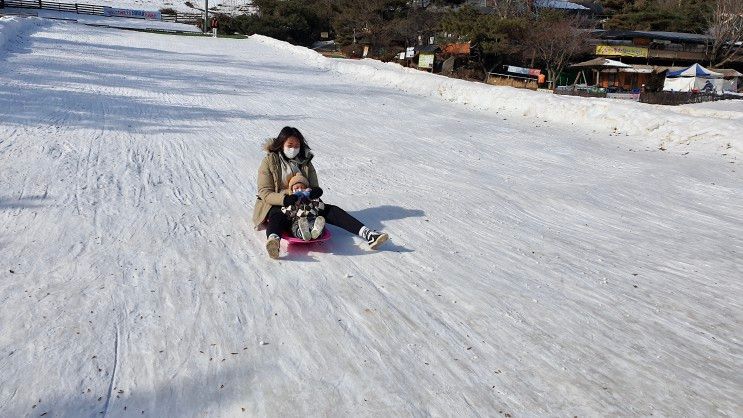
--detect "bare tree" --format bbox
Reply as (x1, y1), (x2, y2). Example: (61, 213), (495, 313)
(707, 0), (743, 67)
(525, 13), (590, 87)
(488, 0), (528, 19)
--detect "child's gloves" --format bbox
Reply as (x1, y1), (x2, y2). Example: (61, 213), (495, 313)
(308, 187), (323, 199)
(283, 194), (299, 206)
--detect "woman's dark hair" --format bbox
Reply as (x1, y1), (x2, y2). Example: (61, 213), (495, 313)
(267, 126), (311, 155)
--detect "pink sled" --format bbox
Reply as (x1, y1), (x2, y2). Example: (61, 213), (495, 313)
(280, 229), (332, 244)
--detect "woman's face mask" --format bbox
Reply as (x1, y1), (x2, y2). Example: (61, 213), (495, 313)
(283, 146), (300, 159)
(283, 137), (301, 159)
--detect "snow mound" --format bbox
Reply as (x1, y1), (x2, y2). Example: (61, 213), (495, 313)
(673, 99), (743, 121)
(0, 16), (42, 51)
(252, 35), (743, 156)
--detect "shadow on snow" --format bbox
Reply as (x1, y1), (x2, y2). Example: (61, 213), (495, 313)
(282, 205), (423, 261)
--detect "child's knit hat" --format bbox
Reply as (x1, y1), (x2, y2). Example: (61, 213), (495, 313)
(288, 172), (309, 190)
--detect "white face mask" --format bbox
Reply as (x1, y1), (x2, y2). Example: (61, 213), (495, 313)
(283, 147), (300, 159)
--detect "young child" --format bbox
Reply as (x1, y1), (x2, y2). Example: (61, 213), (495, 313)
(282, 172), (326, 241)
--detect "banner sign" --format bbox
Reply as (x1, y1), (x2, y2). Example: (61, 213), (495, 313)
(405, 47), (415, 58)
(595, 45), (648, 58)
(418, 53), (434, 69)
(103, 6), (161, 20)
(507, 65), (541, 76)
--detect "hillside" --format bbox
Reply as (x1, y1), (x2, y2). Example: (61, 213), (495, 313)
(0, 16), (741, 417)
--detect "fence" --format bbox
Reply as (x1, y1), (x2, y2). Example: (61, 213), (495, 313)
(554, 87), (741, 105)
(162, 12), (201, 23)
(638, 91), (741, 106)
(486, 72), (539, 91)
(0, 0), (201, 24)
(606, 92), (641, 101)
(553, 88), (607, 99)
(4, 0), (104, 14)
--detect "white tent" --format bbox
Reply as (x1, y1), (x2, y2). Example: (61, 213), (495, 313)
(569, 58), (632, 86)
(663, 63), (724, 94)
(666, 63), (723, 78)
(570, 58), (632, 69)
(716, 69), (742, 92)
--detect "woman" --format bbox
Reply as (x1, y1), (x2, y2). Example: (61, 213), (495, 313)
(253, 127), (389, 259)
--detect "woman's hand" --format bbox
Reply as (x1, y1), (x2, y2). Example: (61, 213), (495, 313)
(308, 187), (323, 199)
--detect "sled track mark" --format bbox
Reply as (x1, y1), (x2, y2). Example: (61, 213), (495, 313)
(102, 323), (120, 417)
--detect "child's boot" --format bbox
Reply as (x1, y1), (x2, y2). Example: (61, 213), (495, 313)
(266, 233), (280, 259)
(294, 218), (312, 241)
(310, 216), (326, 239)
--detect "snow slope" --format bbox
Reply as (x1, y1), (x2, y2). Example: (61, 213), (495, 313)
(0, 21), (742, 417)
(1, 0), (252, 14)
(73, 0), (255, 15)
(251, 35), (743, 156)
(78, 0), (255, 14)
(2, 10), (201, 32)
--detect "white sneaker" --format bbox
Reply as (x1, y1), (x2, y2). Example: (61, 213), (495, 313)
(265, 233), (280, 259)
(365, 230), (389, 250)
(310, 216), (326, 239)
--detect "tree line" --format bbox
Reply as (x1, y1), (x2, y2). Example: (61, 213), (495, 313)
(212, 0), (742, 83)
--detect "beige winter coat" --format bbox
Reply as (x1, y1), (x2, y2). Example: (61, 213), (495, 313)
(252, 150), (319, 227)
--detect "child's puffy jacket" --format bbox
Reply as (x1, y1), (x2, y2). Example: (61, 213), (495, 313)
(281, 197), (324, 220)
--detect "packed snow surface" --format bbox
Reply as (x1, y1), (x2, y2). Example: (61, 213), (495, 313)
(1, 9), (201, 32)
(1, 19), (742, 417)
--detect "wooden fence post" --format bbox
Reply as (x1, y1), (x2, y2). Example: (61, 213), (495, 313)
(75, 3), (78, 13)
(0, 0), (5, 9)
(37, 0), (41, 8)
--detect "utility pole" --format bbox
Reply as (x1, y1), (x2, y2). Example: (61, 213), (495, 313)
(204, 0), (209, 33)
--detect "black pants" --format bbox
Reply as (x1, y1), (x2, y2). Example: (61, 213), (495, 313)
(265, 204), (364, 238)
